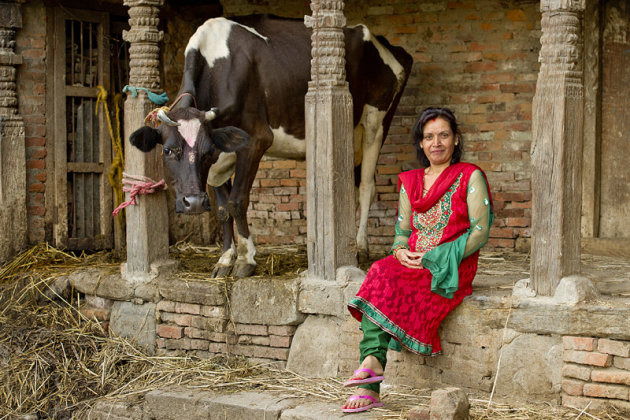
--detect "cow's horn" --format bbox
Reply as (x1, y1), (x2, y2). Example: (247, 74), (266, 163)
(205, 107), (218, 121)
(157, 109), (181, 126)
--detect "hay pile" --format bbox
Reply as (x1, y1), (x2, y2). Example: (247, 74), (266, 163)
(0, 244), (625, 419)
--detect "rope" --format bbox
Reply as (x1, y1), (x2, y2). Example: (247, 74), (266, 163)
(96, 86), (125, 229)
(112, 173), (168, 217)
(122, 85), (169, 105)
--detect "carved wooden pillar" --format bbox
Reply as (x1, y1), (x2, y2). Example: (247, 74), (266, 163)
(531, 0), (585, 295)
(0, 0), (26, 262)
(305, 0), (356, 281)
(122, 0), (169, 274)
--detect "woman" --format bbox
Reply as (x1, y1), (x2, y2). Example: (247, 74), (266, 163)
(342, 107), (493, 413)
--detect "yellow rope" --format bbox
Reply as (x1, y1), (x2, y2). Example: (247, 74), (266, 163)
(96, 86), (125, 232)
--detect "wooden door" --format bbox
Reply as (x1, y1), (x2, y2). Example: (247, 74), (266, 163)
(52, 8), (112, 250)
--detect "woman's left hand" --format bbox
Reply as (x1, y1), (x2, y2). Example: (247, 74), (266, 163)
(395, 249), (425, 269)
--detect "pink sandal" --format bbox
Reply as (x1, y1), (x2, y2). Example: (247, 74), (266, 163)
(342, 394), (383, 413)
(343, 368), (385, 387)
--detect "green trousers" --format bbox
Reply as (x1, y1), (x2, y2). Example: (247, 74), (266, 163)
(357, 316), (401, 393)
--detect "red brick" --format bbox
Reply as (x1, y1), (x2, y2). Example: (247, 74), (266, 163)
(26, 160), (44, 169)
(598, 339), (630, 358)
(156, 300), (176, 312)
(562, 378), (584, 396)
(563, 363), (592, 381)
(156, 324), (183, 339)
(614, 356), (630, 371)
(591, 368), (630, 386)
(506, 9), (527, 21)
(272, 160), (297, 169)
(233, 344), (290, 360)
(27, 206), (45, 216)
(160, 312), (192, 327)
(28, 183), (45, 193)
(80, 307), (111, 321)
(175, 302), (201, 315)
(564, 350), (613, 367)
(564, 336), (596, 351)
(269, 335), (292, 348)
(268, 325), (297, 336)
(235, 323), (268, 336)
(583, 383), (629, 400)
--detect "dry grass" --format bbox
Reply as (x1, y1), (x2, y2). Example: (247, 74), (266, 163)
(0, 244), (627, 419)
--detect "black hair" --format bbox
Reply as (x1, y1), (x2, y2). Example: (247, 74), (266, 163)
(412, 107), (463, 167)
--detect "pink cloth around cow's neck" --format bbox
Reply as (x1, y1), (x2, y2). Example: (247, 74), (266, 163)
(177, 119), (201, 149)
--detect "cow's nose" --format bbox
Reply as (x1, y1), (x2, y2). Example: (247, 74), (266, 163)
(176, 194), (211, 214)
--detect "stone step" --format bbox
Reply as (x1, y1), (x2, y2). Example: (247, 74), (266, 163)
(88, 389), (383, 419)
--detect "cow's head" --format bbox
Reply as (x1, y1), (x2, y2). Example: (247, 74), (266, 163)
(129, 107), (249, 214)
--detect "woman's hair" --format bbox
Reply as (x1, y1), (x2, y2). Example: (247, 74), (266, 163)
(412, 107), (463, 167)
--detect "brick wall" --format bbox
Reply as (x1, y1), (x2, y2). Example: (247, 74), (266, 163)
(16, 0), (48, 244)
(155, 300), (296, 365)
(562, 336), (630, 413)
(223, 0), (539, 255)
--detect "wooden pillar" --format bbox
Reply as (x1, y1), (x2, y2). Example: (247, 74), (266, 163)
(305, 0), (357, 281)
(0, 0), (26, 262)
(531, 0), (585, 295)
(122, 0), (169, 274)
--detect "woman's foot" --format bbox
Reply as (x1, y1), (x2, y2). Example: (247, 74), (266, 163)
(342, 388), (381, 412)
(345, 355), (383, 383)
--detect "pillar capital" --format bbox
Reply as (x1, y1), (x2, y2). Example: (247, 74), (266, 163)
(540, 0), (584, 13)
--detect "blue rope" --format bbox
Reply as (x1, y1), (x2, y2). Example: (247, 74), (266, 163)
(122, 85), (169, 106)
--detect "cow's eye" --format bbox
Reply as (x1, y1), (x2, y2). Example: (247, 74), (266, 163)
(163, 147), (173, 157)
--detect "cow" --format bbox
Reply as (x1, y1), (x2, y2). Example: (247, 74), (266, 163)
(129, 14), (413, 278)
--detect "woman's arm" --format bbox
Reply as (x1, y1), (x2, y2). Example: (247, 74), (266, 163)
(391, 185), (412, 255)
(463, 169), (493, 257)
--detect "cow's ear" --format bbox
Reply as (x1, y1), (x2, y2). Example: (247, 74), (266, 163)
(211, 126), (250, 152)
(130, 126), (162, 152)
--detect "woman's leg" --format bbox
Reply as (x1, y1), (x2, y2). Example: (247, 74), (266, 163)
(344, 317), (391, 410)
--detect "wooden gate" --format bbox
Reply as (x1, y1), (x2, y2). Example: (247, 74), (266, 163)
(51, 8), (112, 250)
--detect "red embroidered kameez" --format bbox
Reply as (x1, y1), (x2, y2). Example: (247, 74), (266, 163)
(348, 162), (493, 355)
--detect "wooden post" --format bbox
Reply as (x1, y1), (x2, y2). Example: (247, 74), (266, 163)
(531, 0), (585, 295)
(0, 0), (27, 262)
(305, 0), (357, 281)
(122, 0), (169, 274)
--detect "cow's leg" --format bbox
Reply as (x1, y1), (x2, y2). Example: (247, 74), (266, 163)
(227, 130), (272, 278)
(211, 183), (236, 278)
(356, 105), (387, 263)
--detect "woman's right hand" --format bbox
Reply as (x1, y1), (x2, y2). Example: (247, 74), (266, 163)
(394, 248), (425, 269)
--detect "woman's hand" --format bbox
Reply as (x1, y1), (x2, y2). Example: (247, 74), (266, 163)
(394, 248), (425, 269)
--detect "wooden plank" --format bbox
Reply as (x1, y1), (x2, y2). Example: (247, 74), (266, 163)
(65, 85), (98, 98)
(98, 11), (113, 248)
(67, 162), (103, 173)
(53, 8), (69, 247)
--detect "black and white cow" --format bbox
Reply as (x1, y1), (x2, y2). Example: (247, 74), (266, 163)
(130, 14), (413, 278)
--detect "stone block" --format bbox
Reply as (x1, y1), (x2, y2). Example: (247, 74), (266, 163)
(552, 276), (599, 305)
(109, 301), (156, 355)
(280, 400), (363, 419)
(562, 363), (591, 381)
(583, 383), (629, 400)
(598, 339), (630, 357)
(564, 350), (612, 367)
(69, 269), (133, 301)
(298, 277), (346, 317)
(85, 295), (113, 310)
(429, 387), (470, 420)
(233, 344), (290, 360)
(88, 398), (144, 420)
(287, 316), (342, 377)
(408, 406), (431, 420)
(231, 277), (304, 325)
(494, 334), (562, 397)
(563, 336), (595, 351)
(209, 391), (301, 419)
(145, 389), (214, 420)
(591, 368), (630, 386)
(190, 315), (228, 332)
(158, 277), (226, 306)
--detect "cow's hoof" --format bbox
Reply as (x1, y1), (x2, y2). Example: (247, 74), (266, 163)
(357, 249), (370, 265)
(211, 265), (232, 278)
(233, 263), (256, 278)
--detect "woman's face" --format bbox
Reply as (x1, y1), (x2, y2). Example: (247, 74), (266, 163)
(421, 117), (455, 167)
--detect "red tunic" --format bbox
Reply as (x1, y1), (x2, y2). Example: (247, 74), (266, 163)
(348, 162), (487, 355)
